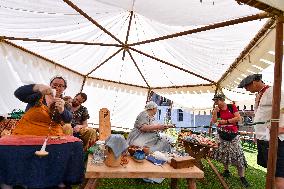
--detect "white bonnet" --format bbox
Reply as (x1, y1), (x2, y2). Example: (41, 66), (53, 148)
(145, 101), (158, 110)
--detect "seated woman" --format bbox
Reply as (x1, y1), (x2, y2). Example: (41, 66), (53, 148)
(127, 101), (172, 152)
(12, 76), (72, 136)
(211, 94), (249, 188)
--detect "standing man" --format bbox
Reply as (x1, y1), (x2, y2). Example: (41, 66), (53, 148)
(69, 92), (97, 150)
(238, 74), (284, 189)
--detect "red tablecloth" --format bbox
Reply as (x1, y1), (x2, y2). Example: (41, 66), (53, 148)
(0, 135), (81, 145)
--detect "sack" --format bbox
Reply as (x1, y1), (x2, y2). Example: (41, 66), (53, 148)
(217, 130), (238, 141)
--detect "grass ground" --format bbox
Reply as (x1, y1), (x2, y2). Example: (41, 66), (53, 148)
(77, 143), (266, 189)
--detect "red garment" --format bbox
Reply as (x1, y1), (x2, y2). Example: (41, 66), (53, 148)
(218, 104), (238, 132)
(0, 135), (81, 146)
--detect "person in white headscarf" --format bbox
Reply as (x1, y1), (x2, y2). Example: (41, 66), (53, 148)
(127, 101), (172, 152)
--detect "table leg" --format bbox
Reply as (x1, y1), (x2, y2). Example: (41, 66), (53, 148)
(170, 178), (178, 189)
(195, 159), (203, 170)
(187, 178), (196, 189)
(84, 178), (99, 189)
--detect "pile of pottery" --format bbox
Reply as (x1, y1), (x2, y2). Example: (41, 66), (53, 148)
(128, 145), (150, 163)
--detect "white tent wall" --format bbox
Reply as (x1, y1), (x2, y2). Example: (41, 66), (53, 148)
(0, 42), (83, 113)
(0, 42), (149, 130)
(83, 78), (148, 131)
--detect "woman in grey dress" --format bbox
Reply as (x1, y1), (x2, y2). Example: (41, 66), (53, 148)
(127, 101), (172, 152)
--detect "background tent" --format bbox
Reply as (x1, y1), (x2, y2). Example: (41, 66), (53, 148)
(0, 0), (283, 130)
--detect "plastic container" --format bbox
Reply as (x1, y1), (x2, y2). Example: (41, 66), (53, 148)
(92, 140), (105, 165)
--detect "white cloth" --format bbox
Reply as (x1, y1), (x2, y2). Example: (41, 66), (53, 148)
(254, 87), (284, 141)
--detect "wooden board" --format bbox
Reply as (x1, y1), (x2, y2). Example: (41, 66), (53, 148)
(85, 155), (204, 179)
(99, 108), (111, 140)
(170, 156), (195, 169)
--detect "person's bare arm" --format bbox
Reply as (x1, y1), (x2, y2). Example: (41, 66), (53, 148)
(228, 112), (241, 124)
(139, 124), (174, 132)
(211, 106), (219, 123)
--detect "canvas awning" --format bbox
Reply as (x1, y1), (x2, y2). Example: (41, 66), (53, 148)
(0, 0), (283, 130)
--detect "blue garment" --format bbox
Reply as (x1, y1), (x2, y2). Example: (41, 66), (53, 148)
(0, 141), (84, 188)
(14, 84), (72, 123)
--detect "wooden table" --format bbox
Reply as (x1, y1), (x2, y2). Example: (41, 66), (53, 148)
(84, 155), (204, 189)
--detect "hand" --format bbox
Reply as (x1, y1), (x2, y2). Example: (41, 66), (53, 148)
(219, 120), (227, 125)
(166, 124), (176, 128)
(73, 125), (82, 133)
(213, 106), (220, 114)
(160, 124), (172, 130)
(54, 98), (65, 113)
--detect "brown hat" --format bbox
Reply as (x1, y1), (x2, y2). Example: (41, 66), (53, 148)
(212, 94), (225, 101)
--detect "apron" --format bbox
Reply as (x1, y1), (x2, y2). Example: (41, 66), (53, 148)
(12, 98), (64, 136)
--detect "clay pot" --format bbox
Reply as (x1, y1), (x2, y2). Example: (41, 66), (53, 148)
(128, 145), (139, 156)
(142, 146), (150, 155)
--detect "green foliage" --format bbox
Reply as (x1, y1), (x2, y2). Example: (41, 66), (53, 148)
(73, 145), (266, 189)
(9, 109), (25, 119)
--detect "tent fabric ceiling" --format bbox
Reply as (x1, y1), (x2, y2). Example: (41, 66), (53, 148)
(0, 0), (267, 89)
(0, 0), (282, 129)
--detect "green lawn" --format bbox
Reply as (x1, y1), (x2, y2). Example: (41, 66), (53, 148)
(77, 144), (266, 189)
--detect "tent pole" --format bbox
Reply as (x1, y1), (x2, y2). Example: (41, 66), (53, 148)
(3, 40), (83, 76)
(218, 18), (275, 86)
(80, 76), (87, 92)
(86, 48), (123, 76)
(129, 47), (215, 84)
(266, 16), (283, 189)
(127, 50), (150, 88)
(130, 13), (271, 46)
(2, 36), (121, 47)
(88, 76), (148, 89)
(122, 11), (134, 60)
(63, 0), (124, 45)
(235, 0), (283, 16)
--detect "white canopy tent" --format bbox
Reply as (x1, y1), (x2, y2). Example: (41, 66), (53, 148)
(0, 0), (283, 131)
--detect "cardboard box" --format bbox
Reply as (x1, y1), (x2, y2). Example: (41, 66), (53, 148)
(170, 156), (195, 169)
